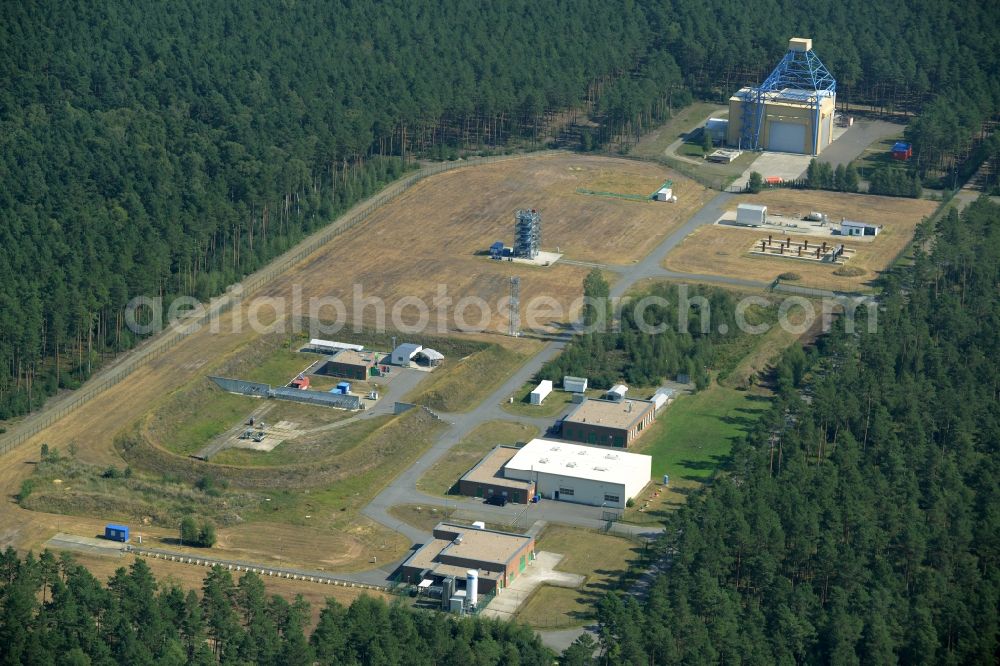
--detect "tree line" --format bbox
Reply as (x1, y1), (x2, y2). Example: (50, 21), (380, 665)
(2, 0), (998, 422)
(539, 279), (766, 391)
(592, 199), (1000, 663)
(0, 551), (551, 665)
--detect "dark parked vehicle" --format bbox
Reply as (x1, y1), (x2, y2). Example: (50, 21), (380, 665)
(485, 495), (508, 507)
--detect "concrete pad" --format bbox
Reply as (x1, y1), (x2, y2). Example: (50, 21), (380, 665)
(732, 152), (814, 190)
(509, 251), (563, 267)
(46, 533), (127, 557)
(479, 551), (585, 620)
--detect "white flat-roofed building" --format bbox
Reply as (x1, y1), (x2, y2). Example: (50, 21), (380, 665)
(841, 220), (879, 237)
(504, 439), (651, 509)
(309, 339), (364, 354)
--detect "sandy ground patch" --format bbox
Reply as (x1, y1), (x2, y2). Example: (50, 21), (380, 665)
(665, 190), (938, 291)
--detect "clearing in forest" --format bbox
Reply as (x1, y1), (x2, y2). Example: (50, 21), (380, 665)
(664, 189), (938, 291)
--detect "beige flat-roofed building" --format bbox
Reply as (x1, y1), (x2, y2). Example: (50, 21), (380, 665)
(458, 445), (535, 504)
(561, 397), (656, 447)
(398, 523), (536, 594)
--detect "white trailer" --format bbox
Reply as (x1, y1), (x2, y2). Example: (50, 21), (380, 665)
(530, 380), (553, 405)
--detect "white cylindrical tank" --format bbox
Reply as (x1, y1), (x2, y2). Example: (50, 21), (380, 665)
(466, 570), (478, 607)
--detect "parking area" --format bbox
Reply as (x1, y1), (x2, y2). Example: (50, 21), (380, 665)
(730, 118), (879, 190)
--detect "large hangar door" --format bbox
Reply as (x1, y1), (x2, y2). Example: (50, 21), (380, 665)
(767, 121), (806, 153)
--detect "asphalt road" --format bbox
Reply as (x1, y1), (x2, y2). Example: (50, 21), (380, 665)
(361, 184), (863, 552)
(815, 119), (903, 170)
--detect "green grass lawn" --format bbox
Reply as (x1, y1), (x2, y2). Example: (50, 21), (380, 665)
(625, 383), (770, 522)
(851, 132), (906, 177)
(516, 526), (642, 628)
(500, 382), (575, 418)
(243, 348), (316, 386)
(630, 102), (724, 160)
(246, 410), (448, 531)
(415, 420), (539, 496)
(405, 340), (541, 413)
(153, 390), (260, 457)
(209, 414), (385, 467)
(640, 384), (769, 480)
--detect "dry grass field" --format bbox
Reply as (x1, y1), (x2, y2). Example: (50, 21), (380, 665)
(664, 190), (938, 291)
(414, 420), (540, 496)
(0, 153), (707, 579)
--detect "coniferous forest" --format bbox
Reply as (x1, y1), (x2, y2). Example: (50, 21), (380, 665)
(2, 2), (1000, 662)
(594, 200), (1000, 663)
(2, 0), (1000, 419)
(0, 552), (549, 665)
(3, 202), (998, 663)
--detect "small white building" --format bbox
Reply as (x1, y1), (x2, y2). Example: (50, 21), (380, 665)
(654, 187), (673, 201)
(605, 384), (628, 402)
(504, 439), (651, 509)
(563, 376), (588, 393)
(391, 343), (423, 366)
(417, 348), (444, 367)
(651, 387), (676, 411)
(736, 204), (767, 227)
(529, 380), (553, 405)
(841, 220), (879, 237)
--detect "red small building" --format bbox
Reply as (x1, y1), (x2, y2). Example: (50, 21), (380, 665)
(892, 142), (913, 161)
(290, 375), (310, 389)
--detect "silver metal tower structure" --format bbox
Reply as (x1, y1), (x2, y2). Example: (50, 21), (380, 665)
(514, 209), (540, 259)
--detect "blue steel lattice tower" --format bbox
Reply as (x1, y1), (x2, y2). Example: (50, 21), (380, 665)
(514, 209), (540, 259)
(737, 38), (836, 153)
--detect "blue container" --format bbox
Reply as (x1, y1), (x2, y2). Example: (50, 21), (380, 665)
(104, 524), (130, 542)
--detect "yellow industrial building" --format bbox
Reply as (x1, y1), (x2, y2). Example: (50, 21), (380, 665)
(726, 38), (837, 156)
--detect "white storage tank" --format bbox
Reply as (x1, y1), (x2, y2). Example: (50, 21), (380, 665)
(466, 570), (478, 607)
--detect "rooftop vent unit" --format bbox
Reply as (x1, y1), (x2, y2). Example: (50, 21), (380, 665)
(566, 462), (577, 468)
(593, 466), (608, 472)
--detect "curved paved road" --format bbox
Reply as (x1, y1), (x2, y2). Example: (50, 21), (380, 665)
(361, 186), (868, 552)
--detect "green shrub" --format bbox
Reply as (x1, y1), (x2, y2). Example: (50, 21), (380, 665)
(17, 479), (36, 502)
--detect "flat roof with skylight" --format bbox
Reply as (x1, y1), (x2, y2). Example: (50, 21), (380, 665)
(505, 439), (651, 486)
